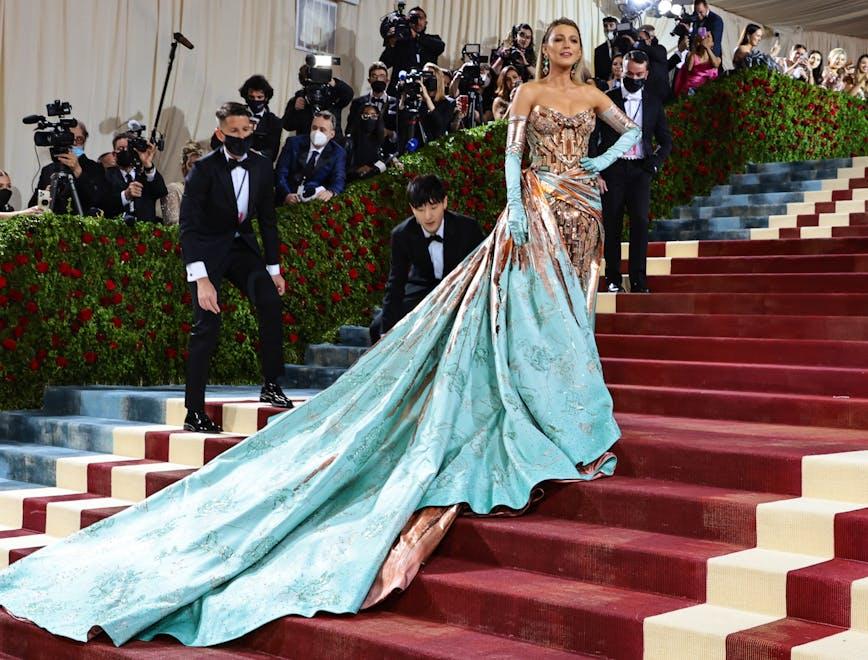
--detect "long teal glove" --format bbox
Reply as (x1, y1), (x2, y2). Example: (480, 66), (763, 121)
(505, 115), (528, 246)
(580, 105), (642, 174)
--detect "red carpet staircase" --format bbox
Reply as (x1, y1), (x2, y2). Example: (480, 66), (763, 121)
(0, 157), (867, 658)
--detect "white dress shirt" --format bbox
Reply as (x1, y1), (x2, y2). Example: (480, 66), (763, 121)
(119, 167), (157, 206)
(300, 146), (326, 199)
(421, 218), (446, 280)
(185, 147), (279, 282)
(621, 87), (645, 159)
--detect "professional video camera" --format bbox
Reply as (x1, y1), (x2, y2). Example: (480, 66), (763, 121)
(457, 44), (489, 94)
(23, 100), (79, 159)
(379, 1), (417, 45)
(395, 68), (437, 113)
(302, 54), (341, 112)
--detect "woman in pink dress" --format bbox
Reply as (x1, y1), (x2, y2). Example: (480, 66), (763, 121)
(675, 31), (720, 97)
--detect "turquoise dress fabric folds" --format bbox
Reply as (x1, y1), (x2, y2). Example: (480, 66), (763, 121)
(0, 109), (619, 646)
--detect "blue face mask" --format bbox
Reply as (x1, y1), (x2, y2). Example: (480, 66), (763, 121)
(71, 146), (85, 158)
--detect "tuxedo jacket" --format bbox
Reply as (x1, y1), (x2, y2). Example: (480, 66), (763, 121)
(275, 135), (347, 200)
(179, 149), (279, 277)
(594, 42), (615, 82)
(101, 166), (168, 222)
(591, 87), (672, 174)
(381, 211), (484, 331)
(28, 155), (106, 215)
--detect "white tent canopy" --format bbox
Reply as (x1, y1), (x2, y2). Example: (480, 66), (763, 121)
(712, 0), (868, 41)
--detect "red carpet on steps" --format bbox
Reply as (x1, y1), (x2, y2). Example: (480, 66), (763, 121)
(1, 161), (868, 658)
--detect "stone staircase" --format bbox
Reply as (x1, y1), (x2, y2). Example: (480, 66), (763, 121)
(650, 158), (867, 242)
(2, 157), (868, 658)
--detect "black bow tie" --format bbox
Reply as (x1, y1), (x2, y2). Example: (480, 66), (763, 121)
(426, 234), (443, 244)
(228, 158), (249, 171)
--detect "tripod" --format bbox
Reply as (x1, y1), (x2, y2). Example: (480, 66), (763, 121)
(398, 108), (428, 155)
(48, 166), (83, 215)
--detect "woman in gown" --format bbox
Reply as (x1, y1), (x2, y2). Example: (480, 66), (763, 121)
(0, 18), (639, 647)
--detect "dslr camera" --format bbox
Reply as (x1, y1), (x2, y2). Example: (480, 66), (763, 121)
(379, 1), (421, 45)
(302, 54), (341, 112)
(23, 100), (78, 160)
(671, 12), (698, 38)
(396, 68), (437, 113)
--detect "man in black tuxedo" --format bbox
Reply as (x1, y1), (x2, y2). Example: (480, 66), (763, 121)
(594, 50), (672, 294)
(101, 132), (168, 223)
(28, 120), (105, 216)
(370, 174), (484, 343)
(180, 102), (292, 433)
(593, 16), (619, 84)
(346, 61), (397, 149)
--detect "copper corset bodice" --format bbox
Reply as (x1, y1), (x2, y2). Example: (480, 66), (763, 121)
(526, 106), (597, 175)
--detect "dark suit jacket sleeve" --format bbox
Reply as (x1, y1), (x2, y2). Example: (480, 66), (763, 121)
(710, 14), (724, 57)
(381, 228), (410, 331)
(327, 147), (347, 194)
(380, 46), (396, 69)
(421, 33), (445, 60)
(100, 171), (125, 218)
(266, 114), (283, 162)
(256, 159), (280, 265)
(275, 139), (297, 200)
(594, 44), (608, 81)
(653, 103), (672, 164)
(333, 79), (355, 110)
(178, 161), (210, 266)
(282, 91), (309, 132)
(470, 217), (485, 246)
(144, 170), (168, 202)
(346, 98), (362, 135)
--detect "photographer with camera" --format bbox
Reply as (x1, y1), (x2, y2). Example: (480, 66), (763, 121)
(633, 26), (670, 101)
(27, 112), (105, 216)
(276, 110), (346, 205)
(346, 62), (398, 147)
(380, 5), (445, 97)
(395, 63), (455, 154)
(449, 45), (493, 127)
(101, 130), (168, 223)
(594, 17), (620, 83)
(0, 170), (42, 219)
(239, 75), (283, 162)
(282, 59), (354, 143)
(674, 1), (723, 60)
(491, 24), (536, 82)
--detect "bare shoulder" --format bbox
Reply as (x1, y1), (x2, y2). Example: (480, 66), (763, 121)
(509, 81), (541, 117)
(581, 82), (614, 112)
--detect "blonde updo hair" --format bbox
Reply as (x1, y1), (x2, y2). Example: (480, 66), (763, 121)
(535, 18), (591, 83)
(180, 141), (204, 176)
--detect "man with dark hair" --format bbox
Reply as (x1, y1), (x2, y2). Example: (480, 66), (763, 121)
(594, 16), (620, 83)
(101, 132), (168, 223)
(370, 174), (484, 343)
(691, 0), (724, 58)
(180, 101), (292, 433)
(593, 50), (672, 294)
(282, 64), (354, 143)
(276, 110), (346, 205)
(28, 120), (106, 216)
(380, 6), (446, 96)
(346, 61), (397, 147)
(239, 74), (283, 162)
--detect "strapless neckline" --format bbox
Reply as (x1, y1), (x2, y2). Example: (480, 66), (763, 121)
(531, 105), (595, 121)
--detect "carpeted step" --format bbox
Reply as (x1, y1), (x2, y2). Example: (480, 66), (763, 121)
(645, 272), (868, 293)
(748, 158), (853, 174)
(436, 514), (742, 601)
(696, 236), (868, 256)
(724, 617), (850, 660)
(602, 358), (868, 398)
(596, 313), (868, 341)
(282, 364), (348, 389)
(337, 325), (372, 348)
(678, 202), (790, 221)
(388, 556), (693, 657)
(614, 413), (868, 493)
(786, 558), (868, 628)
(610, 292), (868, 316)
(533, 476), (776, 545)
(597, 334), (868, 368)
(831, 225), (868, 237)
(671, 253), (868, 274)
(610, 383), (868, 429)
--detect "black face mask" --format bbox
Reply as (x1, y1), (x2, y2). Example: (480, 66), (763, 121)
(223, 134), (253, 158)
(247, 99), (266, 114)
(370, 80), (387, 94)
(361, 118), (378, 132)
(623, 77), (645, 93)
(0, 189), (11, 209)
(116, 148), (135, 168)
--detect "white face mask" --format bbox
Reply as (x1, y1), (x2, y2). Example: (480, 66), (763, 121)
(310, 130), (330, 148)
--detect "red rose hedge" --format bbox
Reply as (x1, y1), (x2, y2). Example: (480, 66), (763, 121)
(0, 68), (864, 409)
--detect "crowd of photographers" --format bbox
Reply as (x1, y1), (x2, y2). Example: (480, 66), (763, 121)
(3, 1), (864, 222)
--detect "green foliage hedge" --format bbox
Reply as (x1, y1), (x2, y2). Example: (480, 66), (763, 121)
(1, 69), (864, 409)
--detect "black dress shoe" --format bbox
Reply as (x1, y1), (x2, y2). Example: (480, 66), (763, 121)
(260, 382), (294, 409)
(183, 410), (223, 433)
